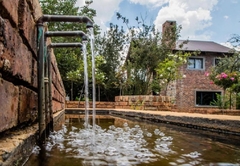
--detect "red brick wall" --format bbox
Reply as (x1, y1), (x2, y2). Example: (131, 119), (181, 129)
(49, 48), (65, 113)
(175, 52), (224, 110)
(115, 95), (173, 110)
(0, 0), (65, 133)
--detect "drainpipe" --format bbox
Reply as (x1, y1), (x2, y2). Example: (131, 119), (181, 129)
(37, 23), (46, 143)
(47, 47), (53, 132)
(44, 51), (49, 136)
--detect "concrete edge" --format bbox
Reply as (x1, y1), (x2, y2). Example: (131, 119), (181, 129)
(109, 110), (240, 136)
(0, 124), (38, 166)
(0, 109), (66, 166)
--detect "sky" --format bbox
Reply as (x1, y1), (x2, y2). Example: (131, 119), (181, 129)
(76, 0), (240, 46)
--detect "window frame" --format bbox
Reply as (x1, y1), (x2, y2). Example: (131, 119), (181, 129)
(213, 57), (221, 66)
(195, 90), (222, 107)
(187, 56), (205, 70)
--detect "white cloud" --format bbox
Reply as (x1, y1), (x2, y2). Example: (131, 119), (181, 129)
(129, 0), (169, 8)
(154, 0), (218, 40)
(220, 42), (240, 51)
(76, 0), (122, 32)
(231, 0), (238, 3)
(224, 15), (229, 19)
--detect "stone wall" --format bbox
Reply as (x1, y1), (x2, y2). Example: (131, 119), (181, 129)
(0, 0), (65, 133)
(65, 96), (173, 111)
(115, 95), (173, 110)
(66, 101), (115, 109)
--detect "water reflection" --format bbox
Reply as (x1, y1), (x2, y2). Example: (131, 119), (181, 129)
(25, 116), (240, 166)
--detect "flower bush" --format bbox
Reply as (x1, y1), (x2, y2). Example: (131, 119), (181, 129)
(210, 72), (238, 90)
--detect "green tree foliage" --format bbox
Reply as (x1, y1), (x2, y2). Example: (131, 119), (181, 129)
(209, 53), (240, 90)
(95, 24), (127, 100)
(66, 55), (106, 100)
(155, 52), (190, 93)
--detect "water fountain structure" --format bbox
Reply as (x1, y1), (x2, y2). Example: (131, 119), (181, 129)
(37, 15), (94, 143)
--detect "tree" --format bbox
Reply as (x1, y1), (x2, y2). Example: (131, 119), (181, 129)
(113, 13), (185, 95)
(228, 34), (240, 47)
(95, 24), (127, 100)
(66, 55), (106, 101)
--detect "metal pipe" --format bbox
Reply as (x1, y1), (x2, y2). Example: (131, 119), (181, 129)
(44, 49), (50, 135)
(38, 15), (93, 28)
(49, 43), (83, 48)
(37, 23), (46, 143)
(47, 47), (53, 132)
(45, 31), (87, 38)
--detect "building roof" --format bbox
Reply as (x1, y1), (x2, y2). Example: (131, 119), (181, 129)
(175, 40), (233, 53)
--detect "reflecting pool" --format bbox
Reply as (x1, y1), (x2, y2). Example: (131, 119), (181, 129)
(25, 116), (240, 166)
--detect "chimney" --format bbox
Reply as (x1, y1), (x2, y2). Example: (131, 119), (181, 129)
(162, 20), (177, 49)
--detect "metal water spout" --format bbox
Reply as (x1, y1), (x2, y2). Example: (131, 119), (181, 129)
(38, 15), (93, 28)
(49, 43), (83, 48)
(45, 31), (88, 38)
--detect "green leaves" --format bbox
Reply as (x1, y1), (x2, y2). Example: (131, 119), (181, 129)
(209, 52), (240, 91)
(155, 52), (190, 88)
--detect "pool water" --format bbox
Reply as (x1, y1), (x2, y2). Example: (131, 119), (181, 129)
(24, 116), (240, 166)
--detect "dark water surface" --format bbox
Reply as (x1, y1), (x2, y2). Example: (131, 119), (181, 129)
(25, 116), (240, 166)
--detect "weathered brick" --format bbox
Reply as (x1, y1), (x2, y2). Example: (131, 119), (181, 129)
(18, 86), (37, 123)
(52, 100), (64, 113)
(0, 78), (18, 132)
(13, 43), (32, 82)
(19, 0), (37, 56)
(115, 105), (123, 109)
(0, 0), (19, 26)
(118, 102), (128, 106)
(1, 19), (32, 83)
(115, 96), (119, 101)
(26, 0), (43, 22)
(31, 58), (37, 88)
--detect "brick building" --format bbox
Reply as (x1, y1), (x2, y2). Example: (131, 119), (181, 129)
(163, 21), (233, 110)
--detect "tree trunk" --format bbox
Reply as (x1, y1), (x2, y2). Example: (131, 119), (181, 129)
(98, 84), (101, 101)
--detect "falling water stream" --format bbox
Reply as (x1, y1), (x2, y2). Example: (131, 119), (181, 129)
(89, 27), (96, 130)
(82, 40), (89, 128)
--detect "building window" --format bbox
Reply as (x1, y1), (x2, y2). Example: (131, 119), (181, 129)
(214, 58), (221, 66)
(196, 91), (221, 106)
(188, 57), (204, 70)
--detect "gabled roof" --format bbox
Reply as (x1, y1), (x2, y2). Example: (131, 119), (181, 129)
(175, 40), (232, 54)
